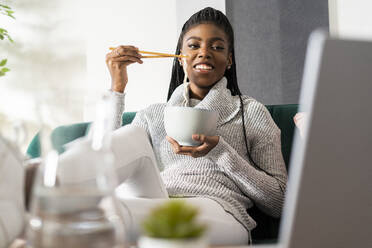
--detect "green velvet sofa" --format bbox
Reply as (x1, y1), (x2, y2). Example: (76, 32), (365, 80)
(26, 104), (299, 243)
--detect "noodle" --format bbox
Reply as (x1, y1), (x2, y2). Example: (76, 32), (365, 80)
(181, 57), (190, 107)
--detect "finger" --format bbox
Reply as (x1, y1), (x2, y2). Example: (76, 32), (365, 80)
(195, 142), (210, 153)
(166, 136), (179, 146)
(107, 46), (141, 59)
(111, 45), (138, 51)
(117, 46), (141, 57)
(177, 146), (196, 153)
(111, 55), (143, 64)
(192, 134), (219, 153)
(166, 136), (182, 152)
(107, 58), (136, 68)
(192, 134), (208, 143)
(118, 45), (139, 51)
(170, 144), (202, 157)
(178, 151), (192, 156)
(107, 50), (142, 60)
(111, 60), (136, 67)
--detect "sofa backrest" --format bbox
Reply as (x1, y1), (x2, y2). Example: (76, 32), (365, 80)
(265, 104), (298, 169)
(26, 104), (298, 171)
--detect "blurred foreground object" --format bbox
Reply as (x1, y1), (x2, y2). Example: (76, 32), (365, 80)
(25, 94), (127, 248)
(139, 200), (208, 248)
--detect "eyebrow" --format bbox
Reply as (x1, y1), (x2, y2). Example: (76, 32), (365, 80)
(186, 36), (226, 43)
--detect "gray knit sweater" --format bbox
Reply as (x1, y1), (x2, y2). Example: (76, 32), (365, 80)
(111, 77), (287, 232)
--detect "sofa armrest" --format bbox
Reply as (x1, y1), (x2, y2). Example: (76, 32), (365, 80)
(26, 122), (91, 158)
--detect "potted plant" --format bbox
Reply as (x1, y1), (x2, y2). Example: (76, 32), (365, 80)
(138, 200), (208, 248)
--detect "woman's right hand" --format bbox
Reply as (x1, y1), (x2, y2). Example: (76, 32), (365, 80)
(106, 45), (143, 93)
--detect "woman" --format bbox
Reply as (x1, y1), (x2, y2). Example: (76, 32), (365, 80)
(103, 7), (287, 245)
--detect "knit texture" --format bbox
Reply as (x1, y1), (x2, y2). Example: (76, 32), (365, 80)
(111, 77), (287, 232)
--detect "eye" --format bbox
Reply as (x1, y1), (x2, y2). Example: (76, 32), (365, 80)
(188, 43), (199, 49)
(212, 45), (225, 51)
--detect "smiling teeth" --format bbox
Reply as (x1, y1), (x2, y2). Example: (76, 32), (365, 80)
(195, 64), (212, 70)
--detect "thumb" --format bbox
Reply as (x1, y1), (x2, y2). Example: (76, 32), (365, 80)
(192, 134), (207, 143)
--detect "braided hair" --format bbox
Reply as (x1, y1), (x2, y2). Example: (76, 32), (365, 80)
(166, 7), (253, 162)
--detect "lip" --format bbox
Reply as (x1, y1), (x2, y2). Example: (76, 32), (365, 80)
(193, 62), (214, 68)
(193, 62), (214, 73)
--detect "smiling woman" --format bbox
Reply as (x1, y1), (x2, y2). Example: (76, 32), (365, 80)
(101, 7), (287, 246)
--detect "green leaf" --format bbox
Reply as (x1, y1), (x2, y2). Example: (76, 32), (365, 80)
(6, 34), (13, 42)
(141, 200), (207, 239)
(0, 28), (14, 42)
(0, 4), (11, 9)
(1, 67), (10, 73)
(6, 10), (15, 19)
(0, 71), (5, 76)
(0, 59), (7, 66)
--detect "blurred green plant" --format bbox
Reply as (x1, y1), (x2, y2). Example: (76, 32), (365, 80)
(0, 2), (15, 77)
(142, 200), (207, 239)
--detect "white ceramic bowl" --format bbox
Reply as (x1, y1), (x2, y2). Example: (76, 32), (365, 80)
(164, 106), (218, 146)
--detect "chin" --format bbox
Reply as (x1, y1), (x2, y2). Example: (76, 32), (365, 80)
(190, 76), (219, 88)
(192, 81), (214, 89)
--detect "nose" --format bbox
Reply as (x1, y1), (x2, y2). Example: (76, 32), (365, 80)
(197, 45), (211, 59)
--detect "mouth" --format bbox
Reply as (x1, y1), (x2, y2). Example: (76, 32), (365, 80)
(193, 63), (214, 73)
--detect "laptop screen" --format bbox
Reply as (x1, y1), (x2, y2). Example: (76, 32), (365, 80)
(279, 30), (372, 248)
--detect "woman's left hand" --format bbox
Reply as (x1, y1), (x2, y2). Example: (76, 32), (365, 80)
(166, 134), (219, 158)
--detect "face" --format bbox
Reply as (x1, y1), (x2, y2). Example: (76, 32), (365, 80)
(179, 23), (232, 93)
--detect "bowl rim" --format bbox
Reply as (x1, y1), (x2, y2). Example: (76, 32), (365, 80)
(164, 106), (217, 114)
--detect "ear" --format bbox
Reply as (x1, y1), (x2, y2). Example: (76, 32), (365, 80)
(178, 49), (183, 66)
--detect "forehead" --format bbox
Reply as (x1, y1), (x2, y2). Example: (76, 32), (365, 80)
(183, 23), (228, 42)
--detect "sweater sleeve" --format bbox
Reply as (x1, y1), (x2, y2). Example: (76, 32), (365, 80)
(109, 90), (126, 130)
(206, 102), (287, 218)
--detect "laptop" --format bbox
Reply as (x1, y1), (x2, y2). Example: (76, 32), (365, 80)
(243, 30), (372, 248)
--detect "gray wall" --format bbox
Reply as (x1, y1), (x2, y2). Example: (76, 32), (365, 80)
(226, 0), (329, 104)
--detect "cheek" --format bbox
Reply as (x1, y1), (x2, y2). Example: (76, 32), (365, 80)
(182, 55), (195, 73)
(185, 57), (193, 67)
(182, 59), (192, 74)
(184, 51), (196, 63)
(186, 65), (194, 77)
(217, 57), (229, 69)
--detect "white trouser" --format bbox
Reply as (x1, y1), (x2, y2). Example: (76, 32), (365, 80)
(60, 125), (248, 245)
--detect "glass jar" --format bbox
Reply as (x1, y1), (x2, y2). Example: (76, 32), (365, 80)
(26, 93), (127, 248)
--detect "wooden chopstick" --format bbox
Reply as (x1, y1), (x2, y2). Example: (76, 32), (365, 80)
(139, 50), (186, 58)
(109, 47), (187, 58)
(141, 55), (175, 58)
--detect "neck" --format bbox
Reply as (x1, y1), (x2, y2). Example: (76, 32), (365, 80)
(189, 83), (211, 100)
